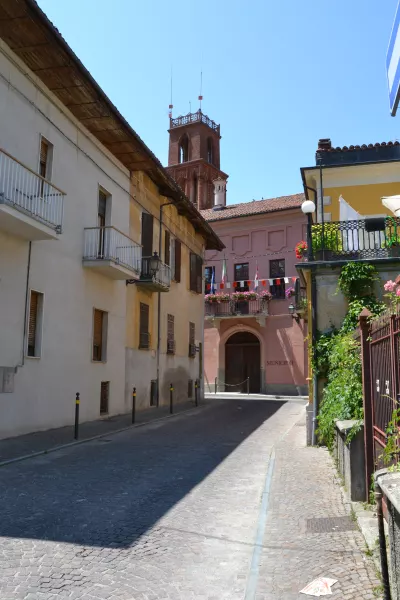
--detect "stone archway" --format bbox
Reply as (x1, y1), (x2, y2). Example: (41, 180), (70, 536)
(225, 331), (261, 393)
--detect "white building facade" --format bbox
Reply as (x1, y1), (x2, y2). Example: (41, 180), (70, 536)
(0, 38), (138, 439)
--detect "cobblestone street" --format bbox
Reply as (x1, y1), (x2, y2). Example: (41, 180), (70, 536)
(0, 399), (380, 599)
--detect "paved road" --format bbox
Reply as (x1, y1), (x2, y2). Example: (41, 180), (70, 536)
(0, 399), (379, 599)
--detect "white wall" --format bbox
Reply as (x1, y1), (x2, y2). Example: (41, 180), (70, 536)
(0, 40), (133, 438)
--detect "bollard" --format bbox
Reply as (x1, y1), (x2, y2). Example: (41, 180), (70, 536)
(132, 387), (136, 424)
(215, 377), (217, 394)
(195, 380), (198, 407)
(170, 383), (174, 414)
(74, 393), (80, 440)
(247, 377), (250, 395)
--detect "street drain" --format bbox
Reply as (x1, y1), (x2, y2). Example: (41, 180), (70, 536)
(306, 516), (356, 533)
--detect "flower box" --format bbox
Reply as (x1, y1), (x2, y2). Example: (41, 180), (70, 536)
(231, 291), (258, 301)
(204, 293), (230, 303)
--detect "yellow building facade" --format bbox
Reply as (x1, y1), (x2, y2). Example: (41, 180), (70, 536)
(126, 171), (223, 409)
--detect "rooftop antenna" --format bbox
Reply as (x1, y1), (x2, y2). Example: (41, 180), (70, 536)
(198, 69), (203, 111)
(168, 66), (173, 119)
(189, 100), (192, 113)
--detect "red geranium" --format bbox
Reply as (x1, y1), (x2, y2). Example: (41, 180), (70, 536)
(295, 240), (307, 259)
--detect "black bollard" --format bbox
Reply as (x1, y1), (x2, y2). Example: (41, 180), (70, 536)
(170, 383), (174, 414)
(74, 393), (80, 440)
(132, 387), (136, 424)
(195, 380), (198, 407)
(247, 377), (250, 395)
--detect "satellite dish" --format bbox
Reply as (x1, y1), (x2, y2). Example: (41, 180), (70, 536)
(382, 195), (400, 217)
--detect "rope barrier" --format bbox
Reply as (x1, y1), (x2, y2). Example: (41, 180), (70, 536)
(215, 378), (249, 387)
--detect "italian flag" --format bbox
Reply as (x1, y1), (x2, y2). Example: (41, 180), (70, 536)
(221, 259), (227, 288)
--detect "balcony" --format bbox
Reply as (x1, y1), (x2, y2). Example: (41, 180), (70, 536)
(136, 255), (171, 292)
(305, 218), (400, 263)
(83, 226), (142, 280)
(205, 295), (269, 320)
(0, 148), (65, 240)
(169, 110), (220, 134)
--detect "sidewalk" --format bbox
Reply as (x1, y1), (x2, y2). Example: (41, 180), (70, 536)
(0, 399), (202, 465)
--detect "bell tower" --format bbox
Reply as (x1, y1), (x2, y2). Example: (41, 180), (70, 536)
(166, 109), (228, 210)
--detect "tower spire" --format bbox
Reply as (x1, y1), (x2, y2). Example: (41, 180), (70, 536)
(198, 69), (203, 111)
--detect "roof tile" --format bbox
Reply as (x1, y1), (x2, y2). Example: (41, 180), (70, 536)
(200, 193), (304, 222)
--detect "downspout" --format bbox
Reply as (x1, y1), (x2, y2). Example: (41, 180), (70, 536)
(18, 241), (32, 368)
(156, 202), (174, 406)
(311, 271), (318, 445)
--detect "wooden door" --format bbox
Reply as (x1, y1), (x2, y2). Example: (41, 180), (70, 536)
(225, 332), (260, 393)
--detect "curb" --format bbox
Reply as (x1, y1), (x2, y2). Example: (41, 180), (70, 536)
(0, 403), (207, 469)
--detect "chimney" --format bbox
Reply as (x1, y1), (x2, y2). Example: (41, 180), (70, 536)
(318, 138), (332, 151)
(213, 177), (227, 210)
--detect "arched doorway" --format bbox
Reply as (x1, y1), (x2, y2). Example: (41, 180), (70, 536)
(225, 331), (261, 393)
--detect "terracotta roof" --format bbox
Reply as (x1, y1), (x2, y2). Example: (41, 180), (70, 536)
(317, 139), (400, 153)
(200, 194), (305, 222)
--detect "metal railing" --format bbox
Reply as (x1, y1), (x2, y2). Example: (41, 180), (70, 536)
(0, 148), (65, 231)
(170, 110), (220, 133)
(205, 298), (269, 318)
(141, 256), (171, 288)
(83, 226), (141, 275)
(308, 217), (400, 262)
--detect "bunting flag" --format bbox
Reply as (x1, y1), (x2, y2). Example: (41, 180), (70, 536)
(268, 279), (273, 285)
(206, 283), (210, 291)
(284, 277), (289, 284)
(292, 276), (297, 282)
(275, 278), (281, 285)
(205, 276), (299, 290)
(220, 282), (224, 289)
(240, 280), (245, 287)
(233, 281), (238, 288)
(227, 282), (231, 289)
(261, 279), (266, 286)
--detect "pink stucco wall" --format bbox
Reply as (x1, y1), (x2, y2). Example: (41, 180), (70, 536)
(204, 208), (308, 396)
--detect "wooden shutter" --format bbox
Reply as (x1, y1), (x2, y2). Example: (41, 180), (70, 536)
(139, 303), (149, 348)
(175, 240), (181, 282)
(28, 291), (39, 356)
(196, 255), (203, 294)
(167, 314), (174, 341)
(190, 253), (197, 292)
(93, 309), (103, 361)
(164, 230), (170, 266)
(39, 139), (48, 179)
(141, 213), (154, 258)
(189, 322), (195, 345)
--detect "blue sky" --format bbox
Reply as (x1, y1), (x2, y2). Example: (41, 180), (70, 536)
(38, 0), (399, 205)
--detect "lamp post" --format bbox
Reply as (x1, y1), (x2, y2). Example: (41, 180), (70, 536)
(301, 200), (316, 261)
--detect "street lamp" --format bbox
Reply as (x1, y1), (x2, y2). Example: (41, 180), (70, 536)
(149, 251), (161, 277)
(288, 303), (299, 322)
(301, 200), (316, 261)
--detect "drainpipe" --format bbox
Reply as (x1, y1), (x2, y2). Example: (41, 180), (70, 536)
(156, 202), (174, 406)
(17, 241), (32, 368)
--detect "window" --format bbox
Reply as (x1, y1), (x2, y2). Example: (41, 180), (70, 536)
(178, 134), (189, 163)
(164, 230), (170, 266)
(207, 137), (214, 165)
(270, 259), (286, 299)
(150, 379), (157, 406)
(141, 212), (154, 258)
(27, 290), (43, 357)
(174, 239), (181, 282)
(167, 314), (175, 354)
(98, 190), (109, 257)
(139, 303), (150, 349)
(189, 322), (196, 358)
(100, 381), (109, 415)
(93, 309), (107, 361)
(190, 253), (203, 293)
(39, 137), (53, 181)
(234, 263), (249, 291)
(205, 266), (215, 285)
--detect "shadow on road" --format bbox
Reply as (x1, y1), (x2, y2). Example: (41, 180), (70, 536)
(0, 399), (285, 549)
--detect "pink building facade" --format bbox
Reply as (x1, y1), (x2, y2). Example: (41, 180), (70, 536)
(202, 195), (309, 396)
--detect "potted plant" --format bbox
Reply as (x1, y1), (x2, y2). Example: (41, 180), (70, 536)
(231, 291), (258, 301)
(311, 223), (343, 261)
(204, 293), (230, 303)
(259, 290), (272, 301)
(295, 241), (308, 260)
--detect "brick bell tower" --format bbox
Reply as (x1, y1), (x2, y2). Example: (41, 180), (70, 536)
(166, 109), (228, 210)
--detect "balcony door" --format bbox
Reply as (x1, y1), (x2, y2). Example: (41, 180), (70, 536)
(98, 190), (108, 258)
(234, 262), (249, 315)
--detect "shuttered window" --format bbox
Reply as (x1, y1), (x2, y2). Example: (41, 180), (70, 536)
(170, 236), (175, 280)
(164, 230), (170, 266)
(139, 303), (150, 349)
(174, 240), (181, 282)
(28, 291), (43, 357)
(39, 139), (49, 179)
(93, 309), (106, 361)
(167, 314), (175, 354)
(189, 253), (203, 293)
(141, 213), (154, 258)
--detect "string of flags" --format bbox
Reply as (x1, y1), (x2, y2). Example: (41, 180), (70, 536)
(205, 276), (298, 291)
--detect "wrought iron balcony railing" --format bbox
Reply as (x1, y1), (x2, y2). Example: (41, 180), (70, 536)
(170, 110), (220, 133)
(83, 226), (142, 276)
(307, 218), (400, 262)
(140, 256), (171, 289)
(205, 298), (269, 318)
(0, 148), (65, 231)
